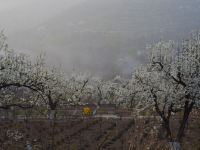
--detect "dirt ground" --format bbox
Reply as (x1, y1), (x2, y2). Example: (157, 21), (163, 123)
(0, 114), (199, 150)
(128, 113), (200, 150)
(0, 118), (134, 150)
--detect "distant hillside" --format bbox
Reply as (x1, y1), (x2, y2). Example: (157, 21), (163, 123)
(7, 0), (200, 78)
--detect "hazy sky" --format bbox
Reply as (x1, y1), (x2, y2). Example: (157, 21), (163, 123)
(0, 0), (86, 33)
(1, 0), (200, 78)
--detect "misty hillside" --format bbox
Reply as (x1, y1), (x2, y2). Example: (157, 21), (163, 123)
(6, 0), (200, 78)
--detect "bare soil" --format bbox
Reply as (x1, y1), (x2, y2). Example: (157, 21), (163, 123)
(0, 112), (199, 150)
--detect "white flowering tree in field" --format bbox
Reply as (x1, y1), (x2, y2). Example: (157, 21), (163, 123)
(110, 76), (128, 107)
(89, 77), (116, 105)
(34, 67), (68, 120)
(58, 73), (91, 117)
(124, 73), (151, 115)
(0, 32), (46, 111)
(89, 76), (129, 108)
(0, 32), (71, 120)
(134, 32), (200, 150)
(0, 32), (50, 150)
(88, 77), (104, 106)
(65, 73), (90, 104)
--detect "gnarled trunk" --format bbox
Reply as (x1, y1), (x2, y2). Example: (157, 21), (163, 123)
(26, 141), (33, 150)
(9, 107), (16, 120)
(169, 142), (181, 150)
(48, 109), (56, 120)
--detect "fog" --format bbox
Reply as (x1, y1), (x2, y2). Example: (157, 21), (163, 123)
(1, 0), (200, 78)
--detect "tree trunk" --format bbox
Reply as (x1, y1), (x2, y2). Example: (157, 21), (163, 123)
(169, 142), (181, 150)
(26, 141), (33, 150)
(48, 110), (56, 120)
(8, 110), (13, 119)
(51, 119), (56, 150)
(176, 101), (194, 142)
(9, 107), (16, 120)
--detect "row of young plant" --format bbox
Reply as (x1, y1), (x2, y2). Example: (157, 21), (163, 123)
(1, 30), (200, 149)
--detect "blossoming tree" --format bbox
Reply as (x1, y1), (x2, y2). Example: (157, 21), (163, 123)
(133, 32), (200, 150)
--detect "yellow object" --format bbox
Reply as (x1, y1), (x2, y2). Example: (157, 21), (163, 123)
(82, 107), (91, 116)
